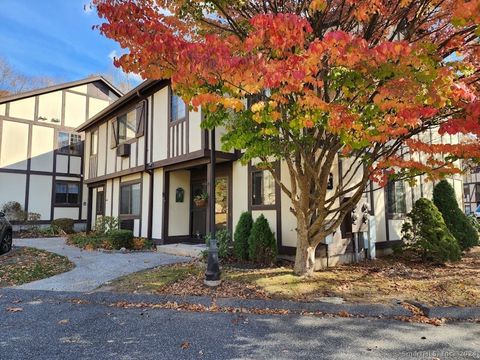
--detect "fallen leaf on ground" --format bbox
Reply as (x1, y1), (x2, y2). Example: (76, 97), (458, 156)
(181, 341), (190, 349)
(6, 307), (23, 312)
(58, 319), (69, 325)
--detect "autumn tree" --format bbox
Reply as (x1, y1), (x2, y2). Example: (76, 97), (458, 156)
(94, 0), (480, 276)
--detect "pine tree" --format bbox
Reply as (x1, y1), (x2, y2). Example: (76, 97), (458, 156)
(233, 212), (253, 261)
(433, 180), (479, 250)
(248, 214), (277, 265)
(401, 198), (461, 263)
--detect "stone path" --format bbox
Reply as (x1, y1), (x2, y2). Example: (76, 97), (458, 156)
(12, 237), (189, 292)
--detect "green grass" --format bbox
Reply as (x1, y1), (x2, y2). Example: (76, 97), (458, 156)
(100, 247), (480, 307)
(101, 263), (202, 293)
(0, 247), (74, 287)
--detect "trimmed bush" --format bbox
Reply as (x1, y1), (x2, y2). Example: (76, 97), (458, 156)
(108, 229), (134, 250)
(248, 214), (277, 265)
(51, 218), (75, 234)
(433, 180), (479, 250)
(401, 198), (461, 263)
(233, 212), (253, 261)
(205, 229), (232, 259)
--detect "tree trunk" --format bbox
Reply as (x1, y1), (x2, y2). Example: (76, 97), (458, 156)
(293, 223), (317, 276)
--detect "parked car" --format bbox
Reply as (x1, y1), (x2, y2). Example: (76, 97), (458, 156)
(0, 211), (12, 255)
(475, 204), (480, 219)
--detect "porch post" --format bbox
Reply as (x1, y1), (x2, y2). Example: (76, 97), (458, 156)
(204, 127), (221, 286)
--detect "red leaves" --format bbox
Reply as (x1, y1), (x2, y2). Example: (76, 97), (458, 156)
(95, 1), (480, 184)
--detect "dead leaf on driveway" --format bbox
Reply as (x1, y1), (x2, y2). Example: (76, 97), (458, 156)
(181, 341), (190, 350)
(58, 319), (70, 325)
(6, 307), (23, 312)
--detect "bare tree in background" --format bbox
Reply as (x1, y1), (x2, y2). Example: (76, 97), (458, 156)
(102, 65), (141, 94)
(0, 57), (58, 97)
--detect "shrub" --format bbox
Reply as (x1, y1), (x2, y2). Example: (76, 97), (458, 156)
(467, 214), (480, 235)
(205, 229), (232, 259)
(95, 216), (119, 235)
(67, 232), (105, 250)
(1, 201), (27, 221)
(401, 198), (461, 263)
(108, 229), (134, 250)
(132, 237), (154, 250)
(248, 214), (277, 265)
(51, 218), (75, 234)
(433, 180), (479, 250)
(233, 212), (253, 261)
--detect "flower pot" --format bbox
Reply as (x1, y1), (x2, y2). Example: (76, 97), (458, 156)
(194, 199), (207, 208)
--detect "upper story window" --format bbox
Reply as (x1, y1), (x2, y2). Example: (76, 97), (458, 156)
(90, 129), (98, 156)
(117, 110), (137, 143)
(55, 181), (80, 205)
(250, 166), (276, 208)
(387, 180), (406, 217)
(111, 101), (146, 148)
(170, 92), (186, 122)
(58, 132), (82, 155)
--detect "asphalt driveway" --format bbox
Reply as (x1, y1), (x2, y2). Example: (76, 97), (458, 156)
(11, 237), (189, 292)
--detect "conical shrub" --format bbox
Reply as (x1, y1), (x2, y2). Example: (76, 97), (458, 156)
(233, 211), (253, 261)
(248, 214), (277, 265)
(433, 180), (478, 250)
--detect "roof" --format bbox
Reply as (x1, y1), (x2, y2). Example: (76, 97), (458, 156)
(0, 75), (123, 105)
(76, 79), (168, 132)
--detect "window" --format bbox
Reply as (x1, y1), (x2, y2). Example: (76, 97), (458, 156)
(111, 102), (145, 148)
(387, 180), (406, 216)
(251, 169), (276, 207)
(58, 132), (82, 155)
(117, 110), (136, 143)
(120, 183), (141, 216)
(170, 92), (186, 122)
(90, 129), (98, 156)
(55, 182), (80, 205)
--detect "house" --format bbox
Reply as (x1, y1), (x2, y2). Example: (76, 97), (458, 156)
(0, 77), (122, 229)
(77, 79), (465, 267)
(463, 168), (480, 215)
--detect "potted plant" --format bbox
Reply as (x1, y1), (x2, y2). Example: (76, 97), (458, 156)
(194, 192), (208, 207)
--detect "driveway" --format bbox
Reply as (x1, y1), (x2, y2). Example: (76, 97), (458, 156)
(12, 237), (189, 292)
(0, 289), (479, 360)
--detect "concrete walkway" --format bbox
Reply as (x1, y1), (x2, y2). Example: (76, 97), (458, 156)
(12, 237), (190, 292)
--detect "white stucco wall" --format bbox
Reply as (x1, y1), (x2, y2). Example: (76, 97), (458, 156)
(152, 168), (164, 240)
(28, 175), (52, 220)
(0, 121), (28, 170)
(64, 92), (87, 127)
(54, 207), (79, 220)
(0, 173), (26, 208)
(9, 97), (35, 120)
(30, 125), (54, 172)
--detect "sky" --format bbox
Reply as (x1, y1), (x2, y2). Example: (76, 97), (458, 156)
(0, 0), (140, 85)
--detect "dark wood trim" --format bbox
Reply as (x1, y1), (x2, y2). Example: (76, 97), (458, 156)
(86, 186), (93, 232)
(85, 165), (144, 184)
(0, 168), (82, 178)
(11, 219), (87, 226)
(375, 240), (402, 249)
(162, 171), (170, 241)
(147, 170), (154, 240)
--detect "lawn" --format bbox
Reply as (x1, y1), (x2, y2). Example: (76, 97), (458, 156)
(0, 247), (74, 287)
(100, 247), (480, 307)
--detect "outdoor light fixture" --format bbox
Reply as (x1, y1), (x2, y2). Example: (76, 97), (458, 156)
(204, 127), (221, 287)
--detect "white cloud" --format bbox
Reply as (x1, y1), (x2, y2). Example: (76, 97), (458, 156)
(108, 50), (117, 61)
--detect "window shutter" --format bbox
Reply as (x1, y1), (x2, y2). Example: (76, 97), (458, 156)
(111, 119), (118, 149)
(136, 101), (146, 137)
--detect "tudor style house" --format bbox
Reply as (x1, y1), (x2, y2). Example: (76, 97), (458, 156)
(0, 77), (121, 229)
(77, 79), (465, 267)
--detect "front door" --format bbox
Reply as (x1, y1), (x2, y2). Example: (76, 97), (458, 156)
(190, 181), (207, 240)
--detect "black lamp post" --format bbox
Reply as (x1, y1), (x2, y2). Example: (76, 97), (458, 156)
(204, 127), (221, 286)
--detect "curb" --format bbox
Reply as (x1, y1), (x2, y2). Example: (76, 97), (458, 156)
(2, 289), (478, 321)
